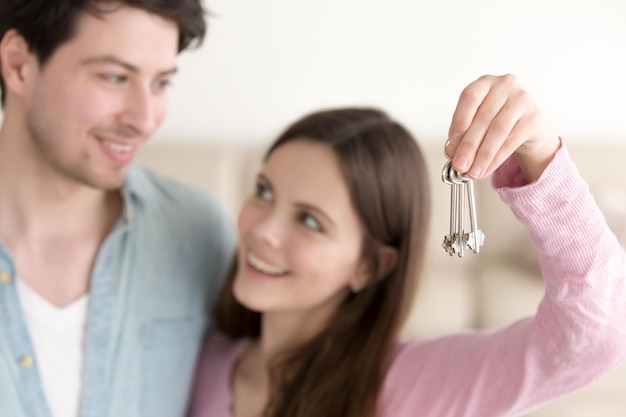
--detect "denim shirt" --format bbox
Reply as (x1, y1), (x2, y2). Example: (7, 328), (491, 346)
(0, 165), (237, 417)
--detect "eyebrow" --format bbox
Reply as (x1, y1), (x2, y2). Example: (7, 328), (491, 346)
(80, 55), (178, 76)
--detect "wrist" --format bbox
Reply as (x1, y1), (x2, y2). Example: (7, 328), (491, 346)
(515, 136), (561, 182)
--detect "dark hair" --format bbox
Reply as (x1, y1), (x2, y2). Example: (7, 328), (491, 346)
(0, 0), (207, 104)
(214, 107), (431, 417)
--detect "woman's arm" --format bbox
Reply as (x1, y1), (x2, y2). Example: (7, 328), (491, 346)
(378, 75), (626, 417)
(381, 144), (626, 417)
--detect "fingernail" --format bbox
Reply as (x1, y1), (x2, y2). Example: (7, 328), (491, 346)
(469, 165), (482, 178)
(455, 156), (469, 172)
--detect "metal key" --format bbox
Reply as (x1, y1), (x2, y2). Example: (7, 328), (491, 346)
(441, 144), (485, 257)
(454, 169), (467, 257)
(464, 177), (485, 253)
(442, 160), (461, 256)
(442, 160), (466, 256)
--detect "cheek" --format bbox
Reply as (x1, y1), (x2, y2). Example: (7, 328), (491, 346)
(28, 85), (100, 139)
(291, 240), (361, 283)
(237, 199), (258, 239)
(79, 99), (115, 127)
(57, 88), (124, 129)
(47, 74), (102, 111)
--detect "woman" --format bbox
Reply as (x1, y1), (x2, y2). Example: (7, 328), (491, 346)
(189, 74), (626, 417)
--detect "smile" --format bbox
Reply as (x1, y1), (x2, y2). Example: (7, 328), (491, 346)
(246, 253), (288, 276)
(102, 140), (133, 153)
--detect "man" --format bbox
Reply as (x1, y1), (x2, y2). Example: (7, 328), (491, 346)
(0, 1), (236, 417)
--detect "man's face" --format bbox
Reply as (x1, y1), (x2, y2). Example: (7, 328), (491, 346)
(22, 5), (179, 190)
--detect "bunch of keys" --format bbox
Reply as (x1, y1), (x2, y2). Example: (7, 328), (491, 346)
(441, 143), (485, 257)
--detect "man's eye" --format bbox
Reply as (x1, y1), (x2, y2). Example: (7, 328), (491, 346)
(101, 74), (126, 84)
(255, 183), (273, 201)
(153, 79), (172, 90)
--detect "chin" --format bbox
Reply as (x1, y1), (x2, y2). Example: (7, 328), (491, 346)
(233, 292), (265, 313)
(88, 179), (126, 192)
(232, 278), (271, 313)
(75, 169), (128, 191)
(99, 178), (127, 191)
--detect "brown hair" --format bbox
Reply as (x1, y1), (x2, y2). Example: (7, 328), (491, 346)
(215, 107), (431, 417)
(0, 0), (207, 104)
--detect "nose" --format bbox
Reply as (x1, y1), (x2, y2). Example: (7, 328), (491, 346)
(253, 212), (285, 249)
(119, 84), (161, 136)
(239, 204), (283, 249)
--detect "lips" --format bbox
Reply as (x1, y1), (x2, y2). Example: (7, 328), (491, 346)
(96, 136), (136, 164)
(246, 252), (288, 276)
(102, 140), (133, 153)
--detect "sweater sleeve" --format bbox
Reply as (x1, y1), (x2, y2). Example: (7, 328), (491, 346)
(379, 143), (626, 417)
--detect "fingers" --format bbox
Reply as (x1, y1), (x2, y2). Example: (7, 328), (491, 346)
(448, 75), (494, 152)
(447, 74), (550, 180)
(444, 140), (456, 159)
(468, 92), (527, 178)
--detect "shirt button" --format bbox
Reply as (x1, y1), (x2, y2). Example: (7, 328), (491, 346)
(0, 271), (12, 284)
(19, 355), (34, 368)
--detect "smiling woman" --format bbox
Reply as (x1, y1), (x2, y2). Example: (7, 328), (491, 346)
(188, 75), (626, 417)
(234, 138), (375, 318)
(206, 107), (427, 417)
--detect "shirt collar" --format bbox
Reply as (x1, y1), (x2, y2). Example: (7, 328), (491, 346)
(120, 164), (153, 224)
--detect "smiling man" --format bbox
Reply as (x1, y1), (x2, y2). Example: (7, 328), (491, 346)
(0, 2), (235, 417)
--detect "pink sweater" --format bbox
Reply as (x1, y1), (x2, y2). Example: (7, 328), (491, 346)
(188, 145), (626, 417)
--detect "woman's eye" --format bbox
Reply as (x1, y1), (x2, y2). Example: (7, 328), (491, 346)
(301, 213), (323, 232)
(255, 183), (273, 201)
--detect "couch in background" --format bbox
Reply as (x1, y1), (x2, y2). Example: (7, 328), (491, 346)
(137, 139), (626, 417)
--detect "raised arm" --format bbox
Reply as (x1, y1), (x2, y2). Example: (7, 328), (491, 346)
(380, 74), (626, 417)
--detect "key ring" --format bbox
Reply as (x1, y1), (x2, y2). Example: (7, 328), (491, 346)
(444, 140), (452, 159)
(441, 159), (454, 185)
(441, 155), (470, 185)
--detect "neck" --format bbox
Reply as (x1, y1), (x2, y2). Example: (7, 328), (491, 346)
(236, 296), (348, 416)
(0, 119), (123, 244)
(258, 297), (345, 358)
(239, 313), (325, 404)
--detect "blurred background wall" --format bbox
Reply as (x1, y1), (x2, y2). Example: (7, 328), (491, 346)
(2, 0), (625, 145)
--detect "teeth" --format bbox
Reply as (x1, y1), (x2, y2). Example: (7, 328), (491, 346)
(103, 141), (132, 153)
(247, 253), (287, 276)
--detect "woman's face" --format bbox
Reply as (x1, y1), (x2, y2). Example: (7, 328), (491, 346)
(233, 139), (367, 318)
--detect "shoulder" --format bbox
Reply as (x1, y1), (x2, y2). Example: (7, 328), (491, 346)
(202, 332), (247, 359)
(195, 333), (249, 389)
(190, 333), (248, 417)
(127, 165), (235, 244)
(128, 164), (225, 217)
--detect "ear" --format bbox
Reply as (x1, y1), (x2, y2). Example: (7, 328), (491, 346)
(375, 245), (399, 279)
(0, 29), (36, 99)
(349, 245), (399, 293)
(349, 265), (368, 293)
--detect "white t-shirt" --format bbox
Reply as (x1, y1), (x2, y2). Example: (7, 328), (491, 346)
(16, 278), (89, 417)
